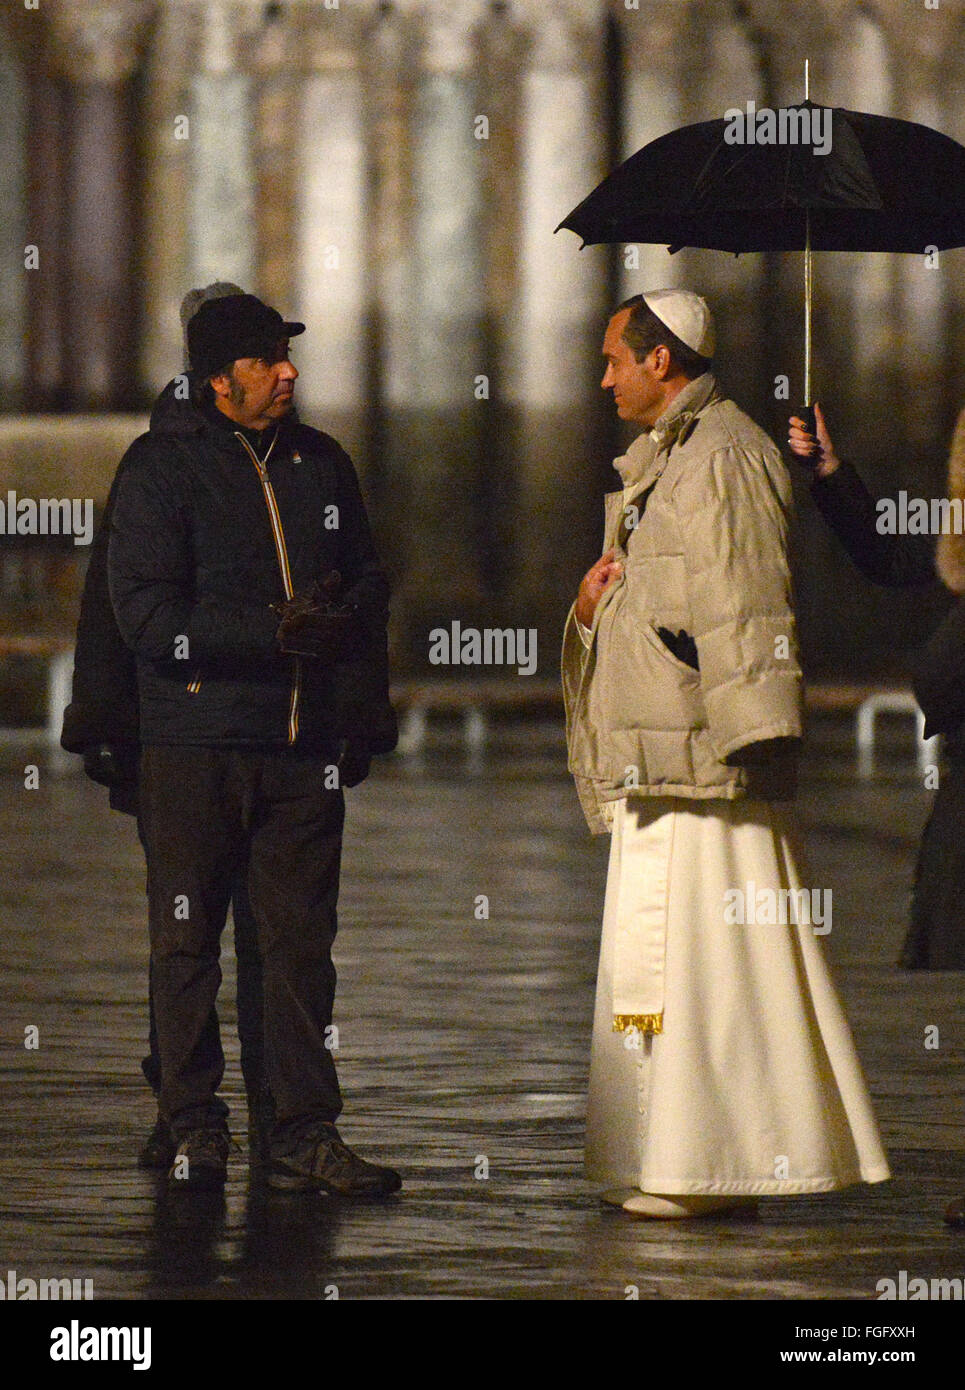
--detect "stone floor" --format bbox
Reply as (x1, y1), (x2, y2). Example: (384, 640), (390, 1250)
(0, 713), (962, 1306)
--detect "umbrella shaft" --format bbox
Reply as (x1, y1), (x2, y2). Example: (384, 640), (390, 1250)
(804, 214), (812, 406)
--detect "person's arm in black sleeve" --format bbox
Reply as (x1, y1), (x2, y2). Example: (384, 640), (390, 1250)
(789, 403), (935, 589)
(912, 594), (965, 737)
(108, 445), (280, 666)
(62, 458), (139, 753)
(809, 458), (935, 588)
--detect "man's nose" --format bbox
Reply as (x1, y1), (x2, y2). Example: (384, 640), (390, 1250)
(278, 360), (298, 381)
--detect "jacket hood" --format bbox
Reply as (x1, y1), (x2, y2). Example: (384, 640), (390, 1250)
(936, 406), (965, 594)
(148, 374), (301, 443)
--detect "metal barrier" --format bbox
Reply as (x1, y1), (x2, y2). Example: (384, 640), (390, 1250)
(1, 667), (937, 771)
(855, 689), (938, 777)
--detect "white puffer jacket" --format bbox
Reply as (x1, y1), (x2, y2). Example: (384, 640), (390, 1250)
(562, 373), (804, 834)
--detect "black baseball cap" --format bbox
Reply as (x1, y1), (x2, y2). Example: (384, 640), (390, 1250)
(187, 293), (305, 378)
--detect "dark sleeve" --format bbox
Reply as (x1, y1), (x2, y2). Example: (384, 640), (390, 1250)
(912, 595), (965, 737)
(61, 459), (140, 752)
(809, 459), (936, 588)
(108, 445), (279, 666)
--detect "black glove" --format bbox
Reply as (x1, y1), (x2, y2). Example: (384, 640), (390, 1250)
(335, 737), (370, 788)
(656, 626), (699, 671)
(274, 572), (359, 661)
(82, 743), (140, 790)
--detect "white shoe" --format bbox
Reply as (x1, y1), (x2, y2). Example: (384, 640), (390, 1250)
(600, 1188), (640, 1207)
(622, 1193), (758, 1219)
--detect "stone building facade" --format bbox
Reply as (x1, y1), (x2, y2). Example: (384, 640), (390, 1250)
(2, 0), (965, 671)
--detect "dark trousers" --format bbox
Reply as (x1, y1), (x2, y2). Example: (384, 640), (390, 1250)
(139, 745), (344, 1140)
(140, 869), (266, 1111)
(903, 771), (965, 970)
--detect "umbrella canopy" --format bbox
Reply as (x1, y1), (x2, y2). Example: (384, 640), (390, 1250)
(557, 103), (965, 253)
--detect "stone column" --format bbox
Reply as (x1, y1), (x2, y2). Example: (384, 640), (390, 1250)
(939, 5), (965, 422)
(476, 4), (524, 622)
(289, 1), (371, 461)
(503, 0), (609, 661)
(617, 0), (693, 299)
(386, 0), (491, 664)
(414, 0), (490, 622)
(823, 9), (896, 447)
(188, 0), (256, 294)
(884, 4), (963, 458)
(23, 56), (68, 411)
(139, 0), (202, 393)
(0, 26), (27, 409)
(683, 2), (770, 426)
(46, 0), (151, 409)
(359, 1), (417, 654)
(247, 1), (299, 320)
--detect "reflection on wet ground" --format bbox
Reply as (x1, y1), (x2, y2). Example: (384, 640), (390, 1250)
(0, 714), (961, 1300)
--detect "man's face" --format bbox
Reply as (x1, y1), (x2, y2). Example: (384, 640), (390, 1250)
(601, 309), (666, 428)
(211, 339), (298, 430)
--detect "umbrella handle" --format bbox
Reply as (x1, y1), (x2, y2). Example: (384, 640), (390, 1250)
(794, 404), (820, 459)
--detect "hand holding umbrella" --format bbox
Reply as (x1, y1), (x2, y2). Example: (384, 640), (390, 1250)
(788, 402), (841, 478)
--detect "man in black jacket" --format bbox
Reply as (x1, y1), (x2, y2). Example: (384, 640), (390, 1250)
(107, 292), (399, 1196)
(62, 282), (273, 1174)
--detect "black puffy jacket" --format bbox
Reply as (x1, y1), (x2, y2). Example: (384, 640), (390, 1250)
(107, 378), (397, 755)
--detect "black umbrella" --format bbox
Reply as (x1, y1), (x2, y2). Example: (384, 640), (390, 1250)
(557, 94), (965, 407)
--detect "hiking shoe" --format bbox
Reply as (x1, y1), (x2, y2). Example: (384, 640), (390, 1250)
(138, 1111), (176, 1170)
(168, 1126), (230, 1190)
(268, 1122), (401, 1197)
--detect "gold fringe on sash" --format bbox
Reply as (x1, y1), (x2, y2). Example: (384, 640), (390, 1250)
(612, 1012), (663, 1035)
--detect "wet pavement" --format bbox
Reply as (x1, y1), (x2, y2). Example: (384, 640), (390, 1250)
(0, 713), (962, 1303)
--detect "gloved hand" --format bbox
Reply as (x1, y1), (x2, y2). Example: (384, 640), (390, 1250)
(656, 626), (699, 671)
(335, 736), (370, 788)
(274, 571), (358, 661)
(82, 743), (140, 789)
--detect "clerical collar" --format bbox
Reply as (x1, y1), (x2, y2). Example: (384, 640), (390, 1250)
(612, 373), (718, 488)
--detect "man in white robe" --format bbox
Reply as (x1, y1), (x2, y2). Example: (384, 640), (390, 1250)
(562, 291), (890, 1218)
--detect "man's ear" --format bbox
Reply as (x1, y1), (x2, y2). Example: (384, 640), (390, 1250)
(650, 345), (673, 380)
(209, 372), (231, 401)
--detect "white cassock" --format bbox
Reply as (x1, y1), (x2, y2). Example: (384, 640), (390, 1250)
(586, 795), (891, 1196)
